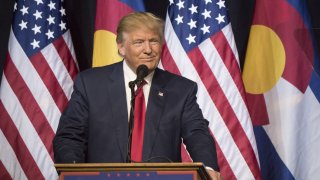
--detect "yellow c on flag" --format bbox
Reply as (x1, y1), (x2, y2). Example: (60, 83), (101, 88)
(92, 30), (122, 67)
(243, 25), (286, 94)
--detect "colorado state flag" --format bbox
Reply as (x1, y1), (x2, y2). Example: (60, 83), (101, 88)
(92, 0), (144, 67)
(243, 0), (320, 179)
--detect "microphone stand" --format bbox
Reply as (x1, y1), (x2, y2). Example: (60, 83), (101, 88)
(126, 81), (137, 163)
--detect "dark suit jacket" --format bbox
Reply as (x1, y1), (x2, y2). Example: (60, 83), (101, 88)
(53, 61), (219, 171)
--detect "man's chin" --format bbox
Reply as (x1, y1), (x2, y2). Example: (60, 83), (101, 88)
(140, 62), (159, 70)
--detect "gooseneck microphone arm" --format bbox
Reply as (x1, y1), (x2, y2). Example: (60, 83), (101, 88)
(126, 82), (136, 163)
(126, 64), (149, 163)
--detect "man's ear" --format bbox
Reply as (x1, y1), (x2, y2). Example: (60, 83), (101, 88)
(117, 43), (125, 57)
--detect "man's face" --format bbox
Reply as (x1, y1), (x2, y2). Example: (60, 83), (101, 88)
(118, 28), (162, 73)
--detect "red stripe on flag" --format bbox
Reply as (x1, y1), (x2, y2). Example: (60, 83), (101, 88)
(4, 55), (55, 160)
(0, 160), (12, 180)
(52, 37), (78, 80)
(187, 47), (260, 179)
(30, 52), (68, 113)
(161, 43), (181, 76)
(95, 0), (133, 33)
(0, 101), (44, 180)
(180, 144), (192, 162)
(210, 32), (246, 100)
(246, 93), (269, 125)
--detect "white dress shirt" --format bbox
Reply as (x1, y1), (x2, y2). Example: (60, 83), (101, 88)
(123, 60), (154, 120)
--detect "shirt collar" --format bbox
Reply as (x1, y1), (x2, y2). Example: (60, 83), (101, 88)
(123, 60), (154, 85)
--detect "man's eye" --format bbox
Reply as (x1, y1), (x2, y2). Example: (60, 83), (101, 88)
(133, 41), (143, 45)
(150, 39), (160, 45)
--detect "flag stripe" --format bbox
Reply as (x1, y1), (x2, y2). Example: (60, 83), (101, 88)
(246, 93), (269, 125)
(0, 102), (44, 180)
(4, 55), (55, 159)
(52, 36), (78, 80)
(310, 71), (320, 102)
(180, 144), (192, 162)
(30, 52), (69, 113)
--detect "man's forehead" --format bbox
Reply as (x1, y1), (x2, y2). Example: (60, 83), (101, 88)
(123, 30), (160, 40)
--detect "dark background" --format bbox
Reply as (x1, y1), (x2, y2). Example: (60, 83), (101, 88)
(1, 0), (319, 78)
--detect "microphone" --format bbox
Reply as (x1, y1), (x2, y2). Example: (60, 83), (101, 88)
(127, 64), (148, 162)
(129, 64), (149, 88)
(136, 64), (149, 80)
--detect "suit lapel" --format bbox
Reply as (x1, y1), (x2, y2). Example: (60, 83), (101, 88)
(106, 61), (128, 162)
(143, 69), (167, 160)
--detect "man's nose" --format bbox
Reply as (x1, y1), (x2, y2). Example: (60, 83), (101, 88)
(144, 42), (152, 54)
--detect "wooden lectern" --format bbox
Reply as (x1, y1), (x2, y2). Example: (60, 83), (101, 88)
(55, 162), (211, 180)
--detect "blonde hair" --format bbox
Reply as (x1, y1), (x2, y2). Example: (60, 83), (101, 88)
(116, 12), (164, 44)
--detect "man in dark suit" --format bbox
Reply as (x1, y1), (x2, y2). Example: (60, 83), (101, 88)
(53, 12), (220, 179)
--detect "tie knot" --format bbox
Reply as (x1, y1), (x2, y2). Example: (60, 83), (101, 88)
(135, 80), (147, 95)
(137, 79), (147, 88)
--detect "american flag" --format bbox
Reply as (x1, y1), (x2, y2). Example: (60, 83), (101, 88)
(0, 0), (78, 179)
(161, 0), (261, 179)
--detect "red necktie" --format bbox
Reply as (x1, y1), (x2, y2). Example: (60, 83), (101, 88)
(131, 81), (147, 162)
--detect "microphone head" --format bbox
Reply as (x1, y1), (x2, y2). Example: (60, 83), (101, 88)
(136, 64), (149, 80)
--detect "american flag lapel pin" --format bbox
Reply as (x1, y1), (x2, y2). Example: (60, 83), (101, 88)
(158, 91), (164, 97)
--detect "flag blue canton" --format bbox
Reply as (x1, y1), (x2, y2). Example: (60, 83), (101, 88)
(168, 0), (229, 52)
(12, 0), (67, 57)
